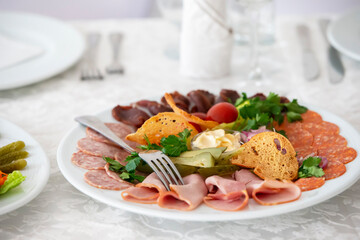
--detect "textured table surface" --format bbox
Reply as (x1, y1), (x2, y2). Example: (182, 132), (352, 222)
(0, 17), (360, 239)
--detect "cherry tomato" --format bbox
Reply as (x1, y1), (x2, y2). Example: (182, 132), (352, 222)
(206, 102), (238, 123)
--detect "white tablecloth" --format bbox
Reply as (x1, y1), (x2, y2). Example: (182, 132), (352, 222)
(0, 17), (360, 239)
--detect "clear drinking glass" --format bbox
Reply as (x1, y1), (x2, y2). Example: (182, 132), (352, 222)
(237, 0), (272, 84)
(156, 0), (183, 60)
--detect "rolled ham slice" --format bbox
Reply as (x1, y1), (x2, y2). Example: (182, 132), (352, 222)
(234, 169), (263, 196)
(234, 169), (301, 205)
(252, 180), (301, 205)
(203, 176), (249, 211)
(121, 173), (167, 204)
(158, 174), (207, 211)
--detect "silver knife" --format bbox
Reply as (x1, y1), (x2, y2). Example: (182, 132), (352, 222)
(319, 19), (345, 84)
(296, 25), (320, 81)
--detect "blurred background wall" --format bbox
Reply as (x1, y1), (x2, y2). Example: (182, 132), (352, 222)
(0, 0), (359, 19)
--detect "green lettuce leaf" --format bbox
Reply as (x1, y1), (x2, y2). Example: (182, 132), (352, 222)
(0, 171), (26, 195)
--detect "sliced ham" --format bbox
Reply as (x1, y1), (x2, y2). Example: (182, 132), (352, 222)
(121, 173), (167, 204)
(234, 169), (301, 205)
(158, 174), (207, 211)
(234, 169), (263, 196)
(77, 137), (122, 158)
(252, 180), (301, 205)
(71, 151), (106, 170)
(86, 122), (138, 149)
(84, 169), (133, 190)
(203, 175), (249, 211)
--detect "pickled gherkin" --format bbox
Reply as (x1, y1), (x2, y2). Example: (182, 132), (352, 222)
(0, 159), (27, 173)
(0, 141), (25, 157)
(0, 150), (28, 165)
(197, 165), (240, 178)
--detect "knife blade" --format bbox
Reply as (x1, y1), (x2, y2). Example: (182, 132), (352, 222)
(319, 19), (345, 84)
(296, 25), (320, 81)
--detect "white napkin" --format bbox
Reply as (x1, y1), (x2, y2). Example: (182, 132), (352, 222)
(180, 0), (233, 79)
(0, 34), (44, 71)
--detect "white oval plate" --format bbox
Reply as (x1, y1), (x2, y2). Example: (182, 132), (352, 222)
(0, 12), (85, 90)
(0, 117), (50, 215)
(328, 9), (360, 61)
(57, 105), (360, 221)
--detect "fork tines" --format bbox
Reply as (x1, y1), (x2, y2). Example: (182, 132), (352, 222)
(139, 151), (184, 191)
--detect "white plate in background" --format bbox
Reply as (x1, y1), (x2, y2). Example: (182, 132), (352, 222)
(328, 9), (360, 61)
(0, 12), (85, 90)
(57, 104), (360, 221)
(0, 117), (50, 215)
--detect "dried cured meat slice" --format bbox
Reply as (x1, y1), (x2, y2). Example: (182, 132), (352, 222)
(318, 147), (357, 164)
(323, 160), (346, 180)
(294, 146), (317, 159)
(161, 91), (190, 111)
(215, 89), (240, 104)
(86, 122), (138, 149)
(300, 110), (323, 124)
(187, 90), (215, 113)
(71, 151), (105, 170)
(295, 177), (325, 191)
(84, 169), (133, 190)
(112, 105), (150, 128)
(312, 133), (347, 149)
(286, 128), (313, 148)
(134, 100), (173, 116)
(77, 138), (122, 158)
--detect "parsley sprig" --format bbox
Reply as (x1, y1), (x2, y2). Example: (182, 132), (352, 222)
(298, 157), (325, 178)
(234, 92), (307, 131)
(103, 157), (145, 183)
(116, 129), (192, 182)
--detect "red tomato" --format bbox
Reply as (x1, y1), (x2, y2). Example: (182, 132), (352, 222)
(206, 102), (238, 123)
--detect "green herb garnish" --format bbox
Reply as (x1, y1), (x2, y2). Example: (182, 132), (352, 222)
(103, 156), (145, 183)
(298, 157), (325, 178)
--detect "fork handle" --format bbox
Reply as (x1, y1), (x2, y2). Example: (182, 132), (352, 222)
(75, 116), (135, 153)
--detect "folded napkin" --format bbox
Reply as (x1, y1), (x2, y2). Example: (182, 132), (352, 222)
(0, 34), (44, 71)
(180, 0), (233, 79)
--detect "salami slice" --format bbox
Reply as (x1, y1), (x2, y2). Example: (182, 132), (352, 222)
(84, 169), (133, 190)
(300, 110), (323, 124)
(318, 147), (357, 164)
(86, 123), (138, 149)
(312, 133), (347, 149)
(286, 128), (313, 148)
(105, 163), (123, 182)
(323, 160), (346, 180)
(71, 151), (106, 170)
(115, 150), (130, 166)
(295, 177), (325, 191)
(302, 121), (339, 136)
(294, 146), (317, 159)
(77, 137), (122, 158)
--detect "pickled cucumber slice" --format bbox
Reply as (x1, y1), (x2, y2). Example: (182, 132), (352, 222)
(0, 141), (25, 157)
(0, 159), (27, 173)
(197, 165), (240, 178)
(217, 147), (244, 165)
(170, 152), (215, 168)
(0, 150), (29, 165)
(174, 164), (198, 177)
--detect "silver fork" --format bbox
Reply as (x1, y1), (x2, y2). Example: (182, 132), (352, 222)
(81, 33), (103, 80)
(75, 115), (184, 191)
(106, 33), (124, 74)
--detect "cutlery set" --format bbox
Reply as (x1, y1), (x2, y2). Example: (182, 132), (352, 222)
(296, 20), (345, 83)
(81, 32), (124, 81)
